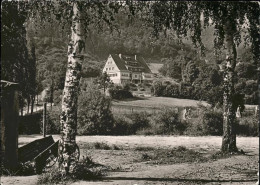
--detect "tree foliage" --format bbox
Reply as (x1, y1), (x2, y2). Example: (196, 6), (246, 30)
(1, 1), (37, 113)
(95, 72), (112, 93)
(77, 81), (113, 135)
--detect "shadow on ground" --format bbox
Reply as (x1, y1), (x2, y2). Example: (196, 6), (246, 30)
(100, 176), (258, 183)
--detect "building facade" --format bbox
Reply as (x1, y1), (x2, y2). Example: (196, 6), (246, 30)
(103, 54), (153, 84)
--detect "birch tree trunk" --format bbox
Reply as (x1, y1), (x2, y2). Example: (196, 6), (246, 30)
(58, 2), (84, 174)
(221, 19), (238, 153)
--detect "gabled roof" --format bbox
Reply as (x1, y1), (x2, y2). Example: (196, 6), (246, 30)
(110, 54), (127, 70)
(110, 54), (152, 73)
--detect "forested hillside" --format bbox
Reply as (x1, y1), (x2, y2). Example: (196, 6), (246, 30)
(29, 12), (257, 105)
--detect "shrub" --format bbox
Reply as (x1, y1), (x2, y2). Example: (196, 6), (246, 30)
(149, 108), (186, 135)
(202, 111), (223, 136)
(126, 112), (150, 133)
(38, 156), (106, 184)
(122, 83), (131, 91)
(185, 109), (223, 136)
(113, 112), (151, 135)
(108, 86), (133, 100)
(151, 80), (164, 96)
(164, 84), (180, 97)
(179, 82), (193, 99)
(237, 116), (259, 136)
(113, 115), (134, 135)
(77, 83), (114, 135)
(93, 142), (111, 150)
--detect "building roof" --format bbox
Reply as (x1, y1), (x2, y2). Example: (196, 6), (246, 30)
(110, 54), (127, 70)
(110, 54), (152, 73)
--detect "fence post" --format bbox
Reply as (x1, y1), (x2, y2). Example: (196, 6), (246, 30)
(43, 103), (47, 137)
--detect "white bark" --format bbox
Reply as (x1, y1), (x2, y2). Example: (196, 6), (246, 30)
(58, 2), (84, 174)
(221, 19), (237, 153)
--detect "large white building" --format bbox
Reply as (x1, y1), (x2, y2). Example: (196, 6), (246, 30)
(103, 54), (153, 84)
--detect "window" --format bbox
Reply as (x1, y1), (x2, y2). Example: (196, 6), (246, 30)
(106, 68), (108, 71)
(109, 67), (111, 70)
(135, 75), (137, 78)
(112, 67), (114, 70)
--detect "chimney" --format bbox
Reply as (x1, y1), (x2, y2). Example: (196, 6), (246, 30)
(119, 54), (122, 58)
(135, 55), (137, 60)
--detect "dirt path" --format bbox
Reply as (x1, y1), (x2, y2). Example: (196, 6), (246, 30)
(2, 135), (258, 185)
(18, 135), (259, 154)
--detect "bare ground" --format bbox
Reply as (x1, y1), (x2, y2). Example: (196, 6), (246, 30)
(1, 135), (259, 185)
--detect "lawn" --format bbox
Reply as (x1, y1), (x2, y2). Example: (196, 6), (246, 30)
(112, 96), (209, 108)
(111, 96), (209, 114)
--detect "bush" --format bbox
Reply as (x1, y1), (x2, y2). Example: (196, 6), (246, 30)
(93, 142), (111, 150)
(126, 112), (150, 133)
(202, 111), (223, 136)
(185, 110), (223, 136)
(108, 86), (133, 100)
(77, 83), (114, 135)
(38, 156), (106, 184)
(179, 82), (193, 99)
(112, 112), (151, 135)
(112, 115), (134, 135)
(148, 108), (186, 135)
(237, 116), (259, 136)
(164, 84), (180, 97)
(151, 80), (164, 96)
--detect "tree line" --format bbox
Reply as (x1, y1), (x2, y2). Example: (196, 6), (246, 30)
(156, 47), (258, 106)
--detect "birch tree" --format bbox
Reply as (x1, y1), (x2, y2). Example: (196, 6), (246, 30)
(147, 1), (259, 153)
(54, 1), (123, 174)
(3, 0), (124, 174)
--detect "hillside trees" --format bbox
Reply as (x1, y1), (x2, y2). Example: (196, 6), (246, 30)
(1, 1), (36, 116)
(147, 1), (259, 153)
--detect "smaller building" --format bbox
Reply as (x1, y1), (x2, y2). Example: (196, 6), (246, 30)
(103, 54), (153, 84)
